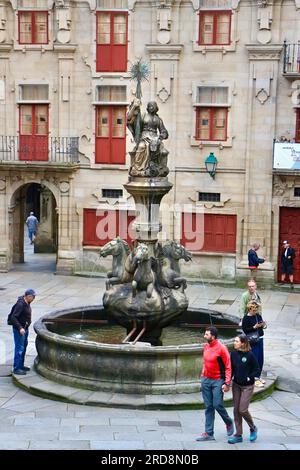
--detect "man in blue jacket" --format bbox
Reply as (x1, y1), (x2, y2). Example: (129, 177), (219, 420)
(248, 243), (265, 278)
(8, 289), (36, 375)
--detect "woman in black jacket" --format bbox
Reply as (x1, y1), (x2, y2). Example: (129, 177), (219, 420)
(228, 334), (260, 444)
(242, 300), (267, 388)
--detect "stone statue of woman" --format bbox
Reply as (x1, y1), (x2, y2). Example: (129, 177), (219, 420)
(127, 99), (169, 177)
(127, 59), (169, 178)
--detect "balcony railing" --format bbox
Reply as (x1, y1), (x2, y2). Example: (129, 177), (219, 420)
(283, 41), (300, 75)
(0, 136), (79, 164)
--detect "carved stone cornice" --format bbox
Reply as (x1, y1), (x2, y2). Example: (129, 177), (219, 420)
(53, 43), (77, 54)
(145, 44), (183, 60)
(246, 44), (282, 61)
(0, 43), (12, 53)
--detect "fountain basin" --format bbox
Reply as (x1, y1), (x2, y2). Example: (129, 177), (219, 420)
(34, 306), (238, 395)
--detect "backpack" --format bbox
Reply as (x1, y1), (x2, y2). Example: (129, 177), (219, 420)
(7, 303), (16, 325)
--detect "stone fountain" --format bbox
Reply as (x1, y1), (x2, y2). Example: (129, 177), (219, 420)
(101, 65), (192, 346)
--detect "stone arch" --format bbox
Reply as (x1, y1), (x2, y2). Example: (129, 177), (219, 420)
(9, 180), (59, 268)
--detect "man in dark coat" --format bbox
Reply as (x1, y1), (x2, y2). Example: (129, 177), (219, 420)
(281, 241), (295, 288)
(8, 289), (36, 375)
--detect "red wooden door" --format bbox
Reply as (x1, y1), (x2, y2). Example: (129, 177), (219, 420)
(278, 207), (300, 283)
(96, 12), (127, 72)
(19, 104), (48, 161)
(95, 106), (126, 164)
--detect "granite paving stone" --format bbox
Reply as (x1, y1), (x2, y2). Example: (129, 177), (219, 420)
(90, 440), (146, 450)
(0, 269), (300, 450)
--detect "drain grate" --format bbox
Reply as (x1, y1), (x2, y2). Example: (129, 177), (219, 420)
(0, 287), (6, 291)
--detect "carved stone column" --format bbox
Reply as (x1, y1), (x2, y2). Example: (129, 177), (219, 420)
(56, 178), (76, 274)
(237, 44), (282, 279)
(0, 177), (8, 271)
(34, 187), (56, 253)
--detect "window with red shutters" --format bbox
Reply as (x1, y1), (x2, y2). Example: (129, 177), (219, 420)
(18, 11), (48, 44)
(181, 213), (236, 253)
(96, 11), (128, 72)
(95, 105), (126, 164)
(295, 109), (300, 143)
(83, 209), (135, 246)
(195, 107), (227, 141)
(199, 11), (231, 46)
(19, 104), (49, 161)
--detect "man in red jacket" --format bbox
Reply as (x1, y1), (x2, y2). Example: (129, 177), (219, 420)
(196, 326), (234, 441)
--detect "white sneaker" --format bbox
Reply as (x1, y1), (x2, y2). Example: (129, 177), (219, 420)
(255, 379), (264, 388)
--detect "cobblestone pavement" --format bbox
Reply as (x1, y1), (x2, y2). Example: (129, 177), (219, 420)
(0, 250), (300, 450)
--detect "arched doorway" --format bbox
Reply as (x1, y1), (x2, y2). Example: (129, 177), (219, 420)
(10, 183), (58, 271)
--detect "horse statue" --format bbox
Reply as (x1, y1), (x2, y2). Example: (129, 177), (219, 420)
(132, 243), (155, 298)
(158, 241), (192, 292)
(99, 237), (135, 290)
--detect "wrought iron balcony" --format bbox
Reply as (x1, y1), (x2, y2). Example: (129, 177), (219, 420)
(0, 136), (79, 165)
(283, 41), (300, 76)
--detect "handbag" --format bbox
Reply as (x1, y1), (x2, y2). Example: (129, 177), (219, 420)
(246, 330), (260, 346)
(246, 315), (261, 345)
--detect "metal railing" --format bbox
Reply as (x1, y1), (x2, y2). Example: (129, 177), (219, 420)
(283, 41), (300, 74)
(0, 136), (79, 164)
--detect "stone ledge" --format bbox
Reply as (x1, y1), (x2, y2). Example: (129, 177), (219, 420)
(13, 366), (277, 410)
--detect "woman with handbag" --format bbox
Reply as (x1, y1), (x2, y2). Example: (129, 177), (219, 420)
(228, 334), (260, 444)
(242, 300), (267, 388)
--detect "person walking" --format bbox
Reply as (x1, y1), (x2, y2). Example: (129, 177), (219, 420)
(7, 289), (36, 375)
(280, 241), (295, 289)
(239, 279), (262, 323)
(196, 326), (234, 442)
(25, 211), (38, 244)
(242, 300), (266, 388)
(248, 243), (265, 279)
(228, 334), (260, 444)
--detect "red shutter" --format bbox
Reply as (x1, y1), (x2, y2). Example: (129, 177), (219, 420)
(96, 106), (126, 164)
(96, 106), (110, 163)
(83, 209), (135, 246)
(111, 106), (126, 163)
(96, 12), (128, 72)
(83, 209), (98, 245)
(112, 13), (128, 72)
(181, 213), (236, 253)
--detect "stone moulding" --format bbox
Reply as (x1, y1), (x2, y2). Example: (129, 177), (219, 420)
(246, 44), (283, 61)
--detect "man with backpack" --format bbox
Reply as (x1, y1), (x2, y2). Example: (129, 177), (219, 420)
(7, 289), (36, 375)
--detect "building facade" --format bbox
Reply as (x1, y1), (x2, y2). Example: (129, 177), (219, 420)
(0, 0), (299, 284)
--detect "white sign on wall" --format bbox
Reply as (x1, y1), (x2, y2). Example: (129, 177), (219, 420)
(273, 142), (300, 170)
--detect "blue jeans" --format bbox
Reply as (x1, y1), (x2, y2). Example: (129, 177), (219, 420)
(251, 338), (264, 377)
(201, 377), (232, 436)
(13, 327), (29, 372)
(28, 229), (36, 242)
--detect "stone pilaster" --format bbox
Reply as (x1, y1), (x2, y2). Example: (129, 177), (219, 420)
(237, 44), (282, 279)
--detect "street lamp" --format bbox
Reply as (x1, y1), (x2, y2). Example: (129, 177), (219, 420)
(205, 152), (218, 179)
